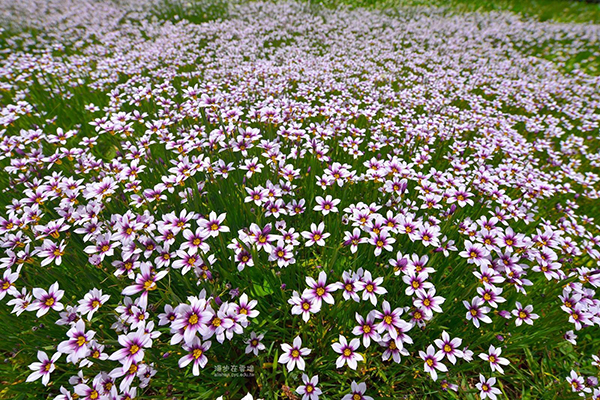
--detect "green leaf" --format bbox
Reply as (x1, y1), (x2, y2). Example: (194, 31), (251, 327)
(254, 279), (274, 297)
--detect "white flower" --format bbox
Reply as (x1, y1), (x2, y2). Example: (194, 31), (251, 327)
(332, 335), (363, 370)
(26, 351), (61, 386)
(278, 336), (311, 371)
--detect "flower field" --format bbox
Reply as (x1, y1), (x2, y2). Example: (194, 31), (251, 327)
(0, 0), (599, 398)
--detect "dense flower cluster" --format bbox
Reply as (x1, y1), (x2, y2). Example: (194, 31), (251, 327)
(0, 0), (599, 398)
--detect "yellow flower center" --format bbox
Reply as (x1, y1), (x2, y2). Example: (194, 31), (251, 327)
(76, 335), (87, 347)
(143, 280), (157, 291)
(128, 364), (138, 374)
(188, 314), (199, 325)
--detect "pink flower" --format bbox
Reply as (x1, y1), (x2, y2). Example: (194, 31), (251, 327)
(0, 267), (20, 300)
(37, 239), (66, 266)
(367, 232), (395, 256)
(278, 336), (311, 371)
(296, 374), (322, 400)
(178, 337), (211, 375)
(289, 291), (320, 322)
(512, 302), (539, 326)
(419, 344), (447, 381)
(373, 300), (410, 341)
(245, 331), (266, 355)
(57, 319), (95, 364)
(341, 381), (373, 400)
(434, 331), (463, 365)
(26, 351), (61, 386)
(352, 311), (380, 348)
(199, 211), (230, 237)
(121, 262), (168, 309)
(459, 240), (491, 267)
(304, 271), (337, 306)
(108, 328), (152, 370)
(343, 228), (366, 253)
(30, 282), (64, 317)
(313, 195), (340, 215)
(476, 375), (502, 400)
(479, 345), (510, 374)
(172, 297), (213, 344)
(332, 335), (363, 370)
(77, 288), (110, 320)
(301, 222), (330, 247)
(355, 271), (387, 305)
(567, 370), (591, 394)
(464, 297), (492, 328)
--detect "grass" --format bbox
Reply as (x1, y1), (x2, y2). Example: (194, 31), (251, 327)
(0, 0), (599, 399)
(306, 0), (600, 23)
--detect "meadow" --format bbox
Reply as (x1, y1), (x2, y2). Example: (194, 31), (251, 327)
(0, 0), (599, 399)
